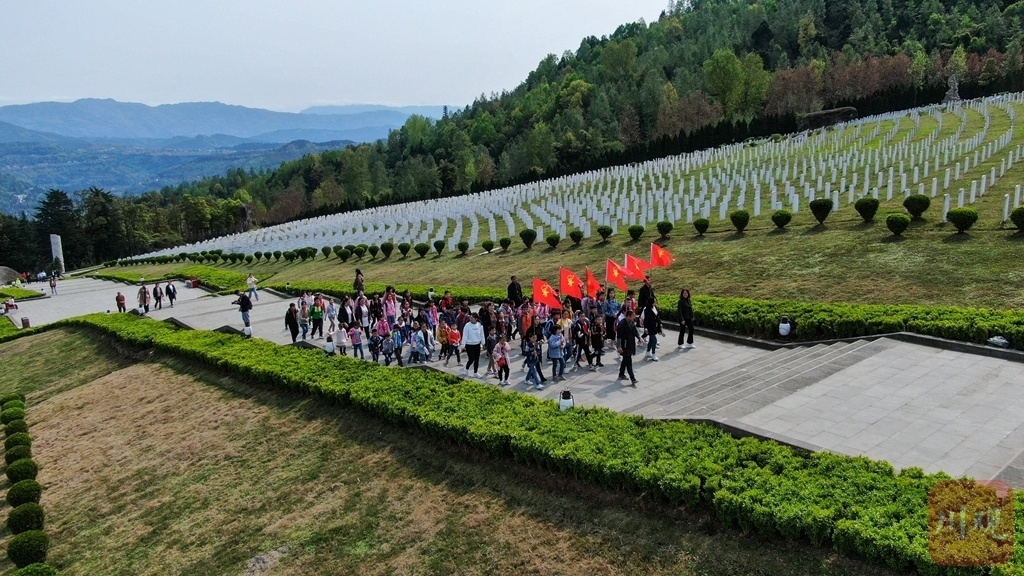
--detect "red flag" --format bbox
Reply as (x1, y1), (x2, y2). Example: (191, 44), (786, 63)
(605, 259), (628, 290)
(532, 278), (562, 309)
(585, 267), (602, 298)
(650, 243), (674, 268)
(559, 267), (583, 299)
(624, 253), (651, 280)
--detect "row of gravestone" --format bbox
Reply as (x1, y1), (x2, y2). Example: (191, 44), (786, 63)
(142, 94), (1024, 259)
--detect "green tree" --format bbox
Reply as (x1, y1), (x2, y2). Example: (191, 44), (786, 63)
(703, 49), (744, 120)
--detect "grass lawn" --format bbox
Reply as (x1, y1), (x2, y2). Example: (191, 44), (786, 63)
(0, 330), (896, 576)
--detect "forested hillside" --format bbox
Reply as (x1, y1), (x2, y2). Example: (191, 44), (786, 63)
(4, 0), (1023, 271)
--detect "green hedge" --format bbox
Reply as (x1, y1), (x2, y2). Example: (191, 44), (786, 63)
(0, 288), (40, 300)
(267, 281), (1024, 350)
(57, 312), (1024, 574)
(90, 265), (274, 294)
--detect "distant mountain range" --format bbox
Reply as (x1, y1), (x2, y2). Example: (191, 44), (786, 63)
(0, 99), (448, 214)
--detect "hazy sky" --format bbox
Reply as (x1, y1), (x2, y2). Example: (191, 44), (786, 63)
(1, 1), (667, 112)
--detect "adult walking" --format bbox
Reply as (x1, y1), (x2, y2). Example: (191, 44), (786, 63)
(353, 269), (365, 295)
(616, 309), (639, 386)
(246, 273), (259, 301)
(165, 281), (177, 308)
(48, 276), (57, 295)
(115, 292), (126, 313)
(507, 276), (524, 308)
(153, 283), (164, 310)
(137, 284), (151, 314)
(603, 288), (621, 342)
(232, 290), (253, 331)
(639, 276), (655, 309)
(461, 313), (485, 378)
(310, 299), (325, 339)
(677, 289), (696, 349)
(642, 298), (665, 361)
(284, 303), (300, 343)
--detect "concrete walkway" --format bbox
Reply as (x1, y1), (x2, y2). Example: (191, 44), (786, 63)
(8, 277), (1024, 486)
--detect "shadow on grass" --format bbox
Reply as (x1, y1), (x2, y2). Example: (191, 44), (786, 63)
(942, 233), (972, 243)
(1004, 231), (1024, 242)
(723, 232), (746, 242)
(688, 235), (709, 242)
(149, 352), (896, 576)
(767, 227), (789, 236)
(880, 235), (907, 243)
(801, 224), (828, 235)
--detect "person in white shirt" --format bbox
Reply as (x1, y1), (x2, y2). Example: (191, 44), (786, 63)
(461, 313), (486, 378)
(246, 273), (259, 301)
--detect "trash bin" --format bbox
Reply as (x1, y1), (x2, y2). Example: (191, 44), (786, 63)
(21, 317), (30, 329)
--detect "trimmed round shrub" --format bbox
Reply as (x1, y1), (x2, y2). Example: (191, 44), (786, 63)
(332, 245), (344, 259)
(886, 213), (911, 236)
(7, 503), (44, 534)
(693, 218), (710, 236)
(1010, 206), (1024, 232)
(6, 459), (38, 483)
(397, 243), (411, 257)
(569, 229), (584, 245)
(771, 209), (792, 229)
(5, 419), (28, 437)
(338, 249), (351, 263)
(433, 240), (445, 255)
(352, 246), (366, 259)
(730, 210), (750, 233)
(0, 394), (25, 405)
(282, 251), (296, 263)
(5, 432), (31, 451)
(7, 530), (48, 568)
(519, 229), (538, 248)
(253, 251), (263, 261)
(5, 445), (31, 465)
(367, 245), (379, 259)
(597, 225), (613, 241)
(2, 408), (25, 425)
(947, 207), (979, 233)
(272, 250), (282, 262)
(13, 563), (59, 576)
(498, 237), (511, 252)
(854, 197), (880, 222)
(656, 221), (674, 238)
(321, 246), (332, 259)
(545, 233), (560, 248)
(413, 243), (430, 258)
(809, 198), (834, 225)
(627, 225), (645, 241)
(457, 241), (469, 255)
(380, 242), (395, 259)
(244, 255), (254, 264)
(6, 480), (41, 507)
(3, 400), (26, 411)
(481, 240), (495, 253)
(903, 194), (931, 219)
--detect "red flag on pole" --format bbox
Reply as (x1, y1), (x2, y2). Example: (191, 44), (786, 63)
(650, 243), (674, 268)
(605, 259), (629, 290)
(532, 278), (562, 309)
(624, 253), (651, 280)
(559, 268), (583, 299)
(585, 267), (602, 298)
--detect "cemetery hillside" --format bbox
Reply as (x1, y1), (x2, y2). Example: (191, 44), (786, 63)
(4, 0), (1024, 270)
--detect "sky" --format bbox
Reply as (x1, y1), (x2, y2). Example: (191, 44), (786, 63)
(1, 0), (667, 112)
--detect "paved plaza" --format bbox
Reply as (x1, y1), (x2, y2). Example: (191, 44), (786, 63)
(6, 277), (1024, 486)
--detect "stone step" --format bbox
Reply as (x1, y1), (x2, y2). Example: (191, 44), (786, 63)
(651, 339), (890, 418)
(656, 341), (869, 416)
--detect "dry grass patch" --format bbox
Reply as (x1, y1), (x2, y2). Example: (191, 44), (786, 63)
(14, 348), (895, 575)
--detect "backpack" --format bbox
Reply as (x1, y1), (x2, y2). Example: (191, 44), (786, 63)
(542, 319), (555, 339)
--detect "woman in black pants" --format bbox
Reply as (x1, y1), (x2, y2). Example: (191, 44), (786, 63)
(677, 289), (695, 349)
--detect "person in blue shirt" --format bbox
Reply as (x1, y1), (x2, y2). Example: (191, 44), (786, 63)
(603, 288), (621, 341)
(547, 325), (567, 381)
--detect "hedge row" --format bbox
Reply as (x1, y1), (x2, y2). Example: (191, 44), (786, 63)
(0, 288), (41, 301)
(0, 393), (53, 573)
(56, 312), (1024, 574)
(91, 265), (274, 295)
(267, 281), (1024, 350)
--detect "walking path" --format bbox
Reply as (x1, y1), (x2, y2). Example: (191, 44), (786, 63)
(8, 277), (1024, 486)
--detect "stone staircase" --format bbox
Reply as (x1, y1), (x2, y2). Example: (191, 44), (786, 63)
(622, 339), (895, 420)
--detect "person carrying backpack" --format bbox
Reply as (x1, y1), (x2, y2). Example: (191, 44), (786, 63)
(382, 331), (396, 366)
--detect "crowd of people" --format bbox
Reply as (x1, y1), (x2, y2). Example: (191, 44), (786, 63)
(282, 270), (699, 389)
